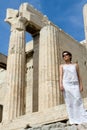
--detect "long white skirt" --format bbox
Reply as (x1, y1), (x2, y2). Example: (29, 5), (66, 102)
(63, 81), (87, 124)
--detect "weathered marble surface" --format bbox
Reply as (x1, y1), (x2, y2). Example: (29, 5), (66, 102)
(24, 122), (87, 130)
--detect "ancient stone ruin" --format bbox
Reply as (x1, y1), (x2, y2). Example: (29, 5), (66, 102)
(0, 2), (87, 130)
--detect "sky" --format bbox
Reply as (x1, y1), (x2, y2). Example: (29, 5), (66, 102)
(0, 0), (87, 55)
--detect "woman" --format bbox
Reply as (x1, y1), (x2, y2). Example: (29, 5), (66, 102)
(59, 51), (87, 124)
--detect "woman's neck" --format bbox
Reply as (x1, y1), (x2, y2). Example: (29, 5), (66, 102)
(65, 61), (72, 64)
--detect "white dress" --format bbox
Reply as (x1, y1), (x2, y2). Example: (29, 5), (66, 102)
(63, 64), (87, 124)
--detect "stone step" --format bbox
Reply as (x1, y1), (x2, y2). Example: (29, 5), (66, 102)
(0, 98), (87, 130)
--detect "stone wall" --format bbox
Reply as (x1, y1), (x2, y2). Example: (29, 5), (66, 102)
(0, 68), (7, 105)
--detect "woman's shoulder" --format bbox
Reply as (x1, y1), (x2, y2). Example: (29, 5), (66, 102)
(72, 63), (79, 71)
(69, 63), (79, 66)
(60, 64), (63, 67)
(73, 63), (79, 67)
(59, 64), (64, 68)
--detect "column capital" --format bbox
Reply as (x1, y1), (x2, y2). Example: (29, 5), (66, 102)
(5, 16), (28, 31)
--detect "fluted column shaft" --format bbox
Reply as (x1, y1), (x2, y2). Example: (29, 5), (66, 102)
(3, 16), (27, 121)
(39, 24), (61, 111)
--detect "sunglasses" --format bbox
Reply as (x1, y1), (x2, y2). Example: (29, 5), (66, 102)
(63, 53), (69, 57)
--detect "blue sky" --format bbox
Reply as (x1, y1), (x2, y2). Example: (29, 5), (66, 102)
(0, 0), (87, 55)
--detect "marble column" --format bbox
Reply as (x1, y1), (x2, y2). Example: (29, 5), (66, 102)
(39, 24), (61, 111)
(3, 16), (27, 121)
(83, 4), (87, 47)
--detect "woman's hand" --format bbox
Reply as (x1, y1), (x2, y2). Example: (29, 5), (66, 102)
(80, 85), (83, 92)
(60, 85), (64, 91)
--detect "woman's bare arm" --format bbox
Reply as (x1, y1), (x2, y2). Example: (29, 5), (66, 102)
(59, 65), (64, 91)
(76, 64), (83, 92)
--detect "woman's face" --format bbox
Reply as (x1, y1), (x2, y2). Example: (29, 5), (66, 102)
(63, 53), (71, 62)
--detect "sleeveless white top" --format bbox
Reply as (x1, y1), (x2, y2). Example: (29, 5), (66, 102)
(63, 64), (78, 83)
